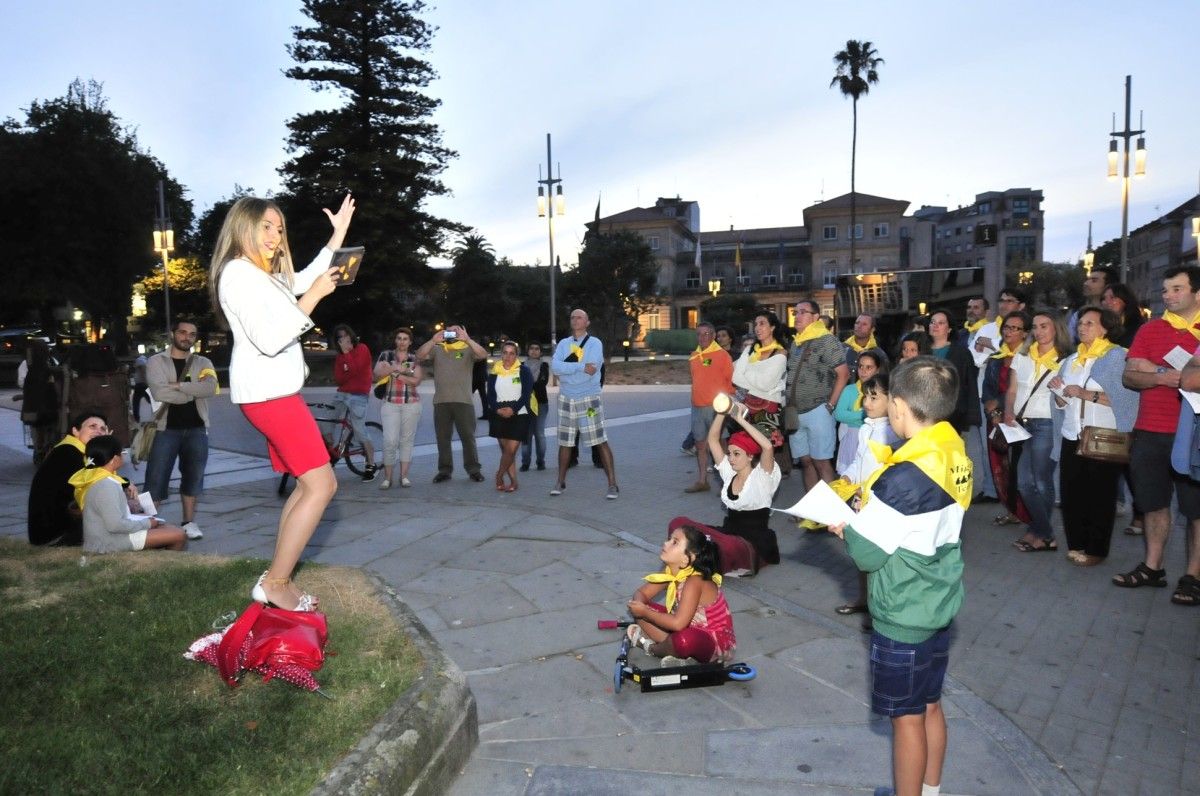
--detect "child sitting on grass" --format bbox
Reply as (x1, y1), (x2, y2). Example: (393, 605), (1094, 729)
(827, 357), (971, 796)
(830, 374), (900, 629)
(70, 435), (187, 554)
(626, 524), (736, 665)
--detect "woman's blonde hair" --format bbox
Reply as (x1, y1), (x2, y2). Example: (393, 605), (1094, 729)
(208, 197), (295, 329)
(1019, 309), (1073, 357)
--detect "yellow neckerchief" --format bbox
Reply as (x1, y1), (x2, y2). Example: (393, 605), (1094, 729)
(749, 340), (784, 362)
(794, 320), (832, 346)
(990, 342), (1018, 360)
(67, 467), (123, 510)
(844, 333), (877, 353)
(851, 381), (864, 411)
(964, 315), (1001, 334)
(197, 367), (221, 395)
(689, 340), (722, 363)
(56, 435), (85, 453)
(491, 359), (520, 378)
(1162, 307), (1200, 341)
(864, 420), (973, 509)
(440, 340), (468, 351)
(1029, 343), (1061, 378)
(643, 565), (722, 612)
(1072, 337), (1117, 371)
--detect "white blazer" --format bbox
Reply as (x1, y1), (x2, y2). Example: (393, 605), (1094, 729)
(219, 249), (331, 403)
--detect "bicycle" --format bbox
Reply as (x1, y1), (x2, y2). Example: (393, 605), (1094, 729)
(277, 401), (383, 495)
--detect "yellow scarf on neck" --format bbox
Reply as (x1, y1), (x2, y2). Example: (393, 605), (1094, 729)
(749, 340), (784, 362)
(57, 435), (85, 453)
(491, 360), (520, 378)
(690, 340), (722, 363)
(67, 467), (123, 510)
(990, 342), (1018, 360)
(1072, 337), (1117, 370)
(1030, 343), (1061, 378)
(865, 421), (973, 510)
(844, 333), (877, 353)
(440, 340), (468, 351)
(643, 565), (722, 612)
(794, 320), (831, 346)
(1162, 308), (1200, 341)
(851, 381), (864, 412)
(964, 315), (1001, 334)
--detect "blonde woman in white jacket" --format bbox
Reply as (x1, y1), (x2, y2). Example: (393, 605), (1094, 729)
(210, 194), (355, 611)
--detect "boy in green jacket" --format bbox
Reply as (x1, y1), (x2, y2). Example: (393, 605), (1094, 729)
(830, 356), (972, 796)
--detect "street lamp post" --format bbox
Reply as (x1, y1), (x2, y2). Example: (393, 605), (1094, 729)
(537, 133), (565, 347)
(152, 180), (174, 339)
(1106, 75), (1147, 283)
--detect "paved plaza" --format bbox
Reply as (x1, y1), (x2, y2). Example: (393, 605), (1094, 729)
(1, 386), (1196, 794)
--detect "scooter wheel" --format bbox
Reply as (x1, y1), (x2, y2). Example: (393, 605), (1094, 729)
(727, 663), (756, 681)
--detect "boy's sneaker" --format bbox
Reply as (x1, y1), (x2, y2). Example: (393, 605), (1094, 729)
(361, 465), (377, 483)
(182, 522), (203, 540)
(378, 479), (391, 490)
(400, 477), (412, 487)
(606, 485), (619, 500)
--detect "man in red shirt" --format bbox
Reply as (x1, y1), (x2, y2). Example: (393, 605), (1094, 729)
(1114, 267), (1200, 604)
(332, 323), (377, 481)
(684, 322), (733, 493)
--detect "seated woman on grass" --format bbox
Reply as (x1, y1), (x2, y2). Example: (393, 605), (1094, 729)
(626, 523), (736, 665)
(70, 435), (187, 553)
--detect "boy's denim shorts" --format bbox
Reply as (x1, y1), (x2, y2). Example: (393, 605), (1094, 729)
(869, 626), (950, 717)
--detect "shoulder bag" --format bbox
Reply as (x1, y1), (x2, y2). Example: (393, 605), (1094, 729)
(1076, 390), (1131, 464)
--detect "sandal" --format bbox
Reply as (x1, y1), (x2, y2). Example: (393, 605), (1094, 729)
(1170, 574), (1200, 605)
(1123, 525), (1144, 536)
(1014, 539), (1058, 552)
(1111, 562), (1167, 588)
(993, 513), (1021, 526)
(835, 603), (868, 615)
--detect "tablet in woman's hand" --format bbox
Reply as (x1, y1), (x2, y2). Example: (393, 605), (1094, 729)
(331, 246), (365, 284)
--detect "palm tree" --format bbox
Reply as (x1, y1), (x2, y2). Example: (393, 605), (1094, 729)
(830, 40), (884, 275)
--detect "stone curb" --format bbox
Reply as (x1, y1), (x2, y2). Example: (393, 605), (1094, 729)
(315, 571), (478, 796)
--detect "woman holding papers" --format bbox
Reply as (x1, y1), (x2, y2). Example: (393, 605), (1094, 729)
(1003, 310), (1072, 552)
(668, 401), (780, 576)
(982, 311), (1032, 527)
(1048, 307), (1137, 566)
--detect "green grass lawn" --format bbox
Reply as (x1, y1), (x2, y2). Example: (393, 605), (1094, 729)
(0, 540), (421, 794)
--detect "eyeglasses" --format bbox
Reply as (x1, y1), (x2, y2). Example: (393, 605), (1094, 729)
(796, 309), (815, 316)
(1001, 324), (1026, 332)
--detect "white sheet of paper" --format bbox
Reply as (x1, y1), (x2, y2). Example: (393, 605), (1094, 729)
(971, 346), (992, 368)
(1047, 382), (1065, 398)
(1163, 345), (1194, 371)
(773, 479), (859, 527)
(137, 492), (156, 516)
(993, 423), (1032, 443)
(130, 513), (155, 522)
(1180, 390), (1200, 413)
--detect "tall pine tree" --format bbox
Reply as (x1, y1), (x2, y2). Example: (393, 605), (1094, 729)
(281, 0), (460, 330)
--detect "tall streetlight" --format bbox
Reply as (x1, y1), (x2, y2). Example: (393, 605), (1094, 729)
(151, 180), (174, 338)
(1106, 74), (1147, 283)
(536, 133), (564, 346)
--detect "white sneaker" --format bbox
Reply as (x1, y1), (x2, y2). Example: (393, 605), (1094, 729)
(182, 521), (203, 540)
(378, 479), (391, 490)
(401, 477), (412, 488)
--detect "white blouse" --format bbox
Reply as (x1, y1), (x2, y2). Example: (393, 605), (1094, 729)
(732, 348), (787, 405)
(1010, 351), (1057, 420)
(715, 458), (782, 511)
(1058, 355), (1117, 440)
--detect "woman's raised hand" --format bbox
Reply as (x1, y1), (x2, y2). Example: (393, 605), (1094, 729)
(323, 193), (356, 234)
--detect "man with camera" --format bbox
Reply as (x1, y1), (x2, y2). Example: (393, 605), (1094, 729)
(415, 324), (489, 483)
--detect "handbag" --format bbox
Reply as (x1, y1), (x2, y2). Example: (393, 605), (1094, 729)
(130, 403), (168, 465)
(991, 368), (1053, 454)
(1076, 394), (1131, 464)
(783, 342), (816, 433)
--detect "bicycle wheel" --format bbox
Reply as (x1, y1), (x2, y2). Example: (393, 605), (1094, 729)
(342, 421), (383, 475)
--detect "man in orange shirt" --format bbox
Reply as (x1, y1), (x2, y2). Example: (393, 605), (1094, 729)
(685, 322), (734, 493)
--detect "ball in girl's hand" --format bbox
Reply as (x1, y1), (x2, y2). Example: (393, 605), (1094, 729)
(712, 393), (732, 414)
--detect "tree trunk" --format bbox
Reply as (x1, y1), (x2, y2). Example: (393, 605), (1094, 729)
(850, 97), (857, 280)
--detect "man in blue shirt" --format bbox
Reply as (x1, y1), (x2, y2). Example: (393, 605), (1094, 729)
(550, 308), (619, 499)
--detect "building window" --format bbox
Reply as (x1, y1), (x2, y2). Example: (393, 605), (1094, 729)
(900, 226), (909, 239)
(873, 222), (889, 238)
(955, 227), (962, 236)
(1011, 197), (1030, 219)
(977, 201), (991, 214)
(685, 270), (700, 289)
(823, 225), (838, 240)
(1005, 235), (1037, 264)
(646, 313), (661, 330)
(787, 266), (806, 285)
(823, 265), (838, 288)
(966, 224), (973, 233)
(762, 272), (777, 286)
(736, 274), (751, 288)
(847, 223), (863, 240)
(647, 235), (660, 250)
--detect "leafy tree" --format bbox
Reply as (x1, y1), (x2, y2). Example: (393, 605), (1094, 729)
(830, 40), (884, 276)
(442, 233), (506, 338)
(0, 79), (191, 344)
(562, 230), (659, 356)
(498, 260), (553, 347)
(280, 0), (461, 337)
(699, 293), (759, 331)
(1005, 261), (1082, 311)
(137, 254), (211, 338)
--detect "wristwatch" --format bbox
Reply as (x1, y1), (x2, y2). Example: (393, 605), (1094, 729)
(1091, 391), (1099, 403)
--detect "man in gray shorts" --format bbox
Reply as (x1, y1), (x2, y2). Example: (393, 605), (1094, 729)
(785, 300), (850, 491)
(550, 309), (619, 499)
(684, 321), (733, 493)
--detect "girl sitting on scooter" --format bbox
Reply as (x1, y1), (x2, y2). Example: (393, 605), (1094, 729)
(626, 524), (736, 665)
